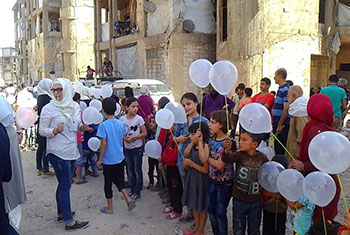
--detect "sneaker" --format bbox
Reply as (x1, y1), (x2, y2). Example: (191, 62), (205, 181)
(65, 221), (89, 231)
(42, 171), (55, 178)
(178, 213), (194, 223)
(146, 183), (153, 190)
(37, 170), (43, 176)
(128, 192), (133, 197)
(131, 194), (141, 201)
(57, 211), (76, 223)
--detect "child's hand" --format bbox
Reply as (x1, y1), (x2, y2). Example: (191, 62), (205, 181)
(183, 158), (192, 168)
(97, 160), (102, 170)
(289, 160), (304, 171)
(196, 129), (203, 143)
(223, 137), (231, 153)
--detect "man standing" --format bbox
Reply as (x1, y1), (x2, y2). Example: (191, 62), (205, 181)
(286, 85), (309, 161)
(231, 83), (245, 136)
(252, 77), (275, 115)
(320, 75), (347, 132)
(272, 68), (290, 154)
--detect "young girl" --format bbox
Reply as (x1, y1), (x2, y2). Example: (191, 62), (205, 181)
(146, 117), (159, 190)
(207, 110), (235, 235)
(286, 195), (315, 235)
(120, 97), (147, 200)
(174, 92), (209, 223)
(182, 122), (210, 235)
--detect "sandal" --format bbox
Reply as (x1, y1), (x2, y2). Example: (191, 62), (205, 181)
(165, 212), (182, 220)
(184, 229), (197, 235)
(163, 206), (173, 213)
(76, 179), (88, 184)
(127, 200), (136, 211)
(100, 207), (113, 214)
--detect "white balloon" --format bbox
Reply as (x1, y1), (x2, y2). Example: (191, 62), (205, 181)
(83, 106), (99, 125)
(303, 171), (336, 207)
(73, 81), (84, 93)
(15, 107), (36, 129)
(165, 102), (187, 124)
(145, 140), (162, 159)
(239, 103), (272, 134)
(88, 137), (101, 151)
(88, 87), (96, 97)
(115, 103), (121, 116)
(101, 84), (113, 98)
(277, 169), (304, 201)
(94, 88), (102, 99)
(258, 161), (285, 193)
(189, 59), (212, 88)
(259, 147), (275, 161)
(90, 99), (102, 112)
(309, 131), (350, 174)
(94, 113), (104, 124)
(209, 60), (238, 95)
(155, 109), (175, 129)
(7, 95), (15, 105)
(80, 101), (87, 111)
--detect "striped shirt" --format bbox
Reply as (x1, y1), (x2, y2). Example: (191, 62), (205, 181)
(39, 102), (81, 160)
(272, 83), (290, 123)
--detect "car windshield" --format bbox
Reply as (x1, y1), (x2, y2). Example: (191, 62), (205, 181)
(147, 84), (169, 93)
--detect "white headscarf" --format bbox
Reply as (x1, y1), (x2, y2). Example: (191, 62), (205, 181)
(51, 78), (79, 123)
(37, 78), (53, 97)
(140, 85), (150, 96)
(289, 96), (308, 117)
(0, 96), (14, 127)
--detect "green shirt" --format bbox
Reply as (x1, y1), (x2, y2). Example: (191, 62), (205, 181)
(320, 85), (347, 118)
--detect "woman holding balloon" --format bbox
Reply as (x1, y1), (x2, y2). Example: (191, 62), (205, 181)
(39, 78), (89, 231)
(290, 94), (340, 222)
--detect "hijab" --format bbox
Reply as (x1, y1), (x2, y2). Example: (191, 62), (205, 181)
(37, 78), (53, 97)
(51, 78), (79, 124)
(0, 96), (14, 127)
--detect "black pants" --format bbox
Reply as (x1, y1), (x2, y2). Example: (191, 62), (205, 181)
(103, 161), (126, 199)
(272, 122), (290, 155)
(262, 210), (286, 235)
(148, 157), (159, 185)
(166, 165), (183, 214)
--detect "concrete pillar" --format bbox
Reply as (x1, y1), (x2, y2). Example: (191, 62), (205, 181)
(95, 0), (102, 75)
(60, 0), (78, 81)
(109, 0), (116, 75)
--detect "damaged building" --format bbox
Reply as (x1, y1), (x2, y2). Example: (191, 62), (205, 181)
(217, 0), (350, 96)
(23, 0), (94, 83)
(94, 0), (216, 99)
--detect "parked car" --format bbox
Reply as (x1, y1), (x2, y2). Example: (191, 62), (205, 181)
(112, 79), (175, 104)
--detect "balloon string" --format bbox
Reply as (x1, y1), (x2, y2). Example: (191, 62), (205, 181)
(199, 88), (203, 130)
(270, 132), (295, 160)
(170, 130), (185, 159)
(337, 174), (349, 213)
(224, 98), (230, 136)
(322, 208), (328, 235)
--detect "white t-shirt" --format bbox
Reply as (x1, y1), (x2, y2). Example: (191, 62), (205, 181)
(120, 114), (145, 149)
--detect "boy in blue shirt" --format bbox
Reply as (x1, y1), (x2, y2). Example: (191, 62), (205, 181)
(97, 98), (136, 214)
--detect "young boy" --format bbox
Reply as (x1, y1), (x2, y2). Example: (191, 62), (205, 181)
(238, 88), (253, 112)
(147, 117), (159, 190)
(222, 130), (268, 235)
(97, 98), (135, 214)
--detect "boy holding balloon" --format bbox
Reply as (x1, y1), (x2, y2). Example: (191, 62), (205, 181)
(222, 131), (268, 235)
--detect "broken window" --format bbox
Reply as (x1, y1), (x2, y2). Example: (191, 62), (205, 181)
(49, 12), (61, 32)
(319, 0), (326, 24)
(222, 0), (228, 42)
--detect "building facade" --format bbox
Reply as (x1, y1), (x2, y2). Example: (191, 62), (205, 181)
(0, 48), (17, 86)
(94, 0), (216, 100)
(25, 0), (94, 83)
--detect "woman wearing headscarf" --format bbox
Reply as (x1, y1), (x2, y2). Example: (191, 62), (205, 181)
(124, 86), (134, 98)
(39, 78), (89, 231)
(0, 97), (26, 235)
(137, 85), (154, 125)
(290, 94), (341, 222)
(36, 78), (55, 177)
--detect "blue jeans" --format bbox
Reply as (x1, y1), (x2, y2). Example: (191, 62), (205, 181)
(234, 200), (263, 235)
(125, 147), (143, 196)
(82, 149), (98, 178)
(47, 153), (75, 224)
(207, 182), (233, 235)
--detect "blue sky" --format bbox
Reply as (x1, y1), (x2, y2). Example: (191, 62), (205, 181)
(0, 0), (16, 48)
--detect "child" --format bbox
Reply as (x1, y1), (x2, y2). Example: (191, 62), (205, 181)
(222, 130), (268, 235)
(82, 124), (99, 178)
(120, 97), (147, 200)
(341, 119), (350, 140)
(158, 124), (183, 220)
(207, 111), (236, 235)
(147, 117), (159, 189)
(262, 155), (288, 235)
(286, 192), (315, 235)
(96, 98), (135, 214)
(238, 87), (253, 112)
(182, 122), (210, 235)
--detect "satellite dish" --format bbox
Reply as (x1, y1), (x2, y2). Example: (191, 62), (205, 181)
(183, 19), (195, 33)
(143, 2), (156, 13)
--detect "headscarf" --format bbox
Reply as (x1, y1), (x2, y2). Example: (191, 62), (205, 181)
(51, 78), (79, 124)
(37, 78), (53, 97)
(288, 96), (308, 117)
(125, 86), (134, 98)
(0, 96), (14, 127)
(140, 85), (150, 96)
